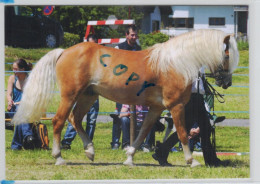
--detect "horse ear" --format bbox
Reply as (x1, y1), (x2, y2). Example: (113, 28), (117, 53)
(223, 35), (231, 45)
(223, 34), (235, 44)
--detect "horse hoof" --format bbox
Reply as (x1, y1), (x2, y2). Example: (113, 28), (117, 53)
(191, 159), (201, 168)
(85, 143), (95, 161)
(125, 146), (135, 155)
(85, 151), (94, 161)
(123, 159), (135, 166)
(55, 157), (66, 165)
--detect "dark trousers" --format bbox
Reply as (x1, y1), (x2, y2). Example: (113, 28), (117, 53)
(111, 103), (122, 146)
(120, 116), (155, 149)
(8, 105), (34, 150)
(157, 93), (219, 166)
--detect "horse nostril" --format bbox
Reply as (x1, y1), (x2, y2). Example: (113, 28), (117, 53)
(222, 85), (228, 89)
(222, 82), (232, 89)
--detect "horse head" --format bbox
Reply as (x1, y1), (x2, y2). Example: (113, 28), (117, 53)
(212, 34), (239, 89)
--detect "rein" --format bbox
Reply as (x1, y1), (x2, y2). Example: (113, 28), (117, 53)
(203, 78), (225, 151)
(203, 77), (225, 103)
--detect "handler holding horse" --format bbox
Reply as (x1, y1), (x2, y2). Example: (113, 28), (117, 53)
(12, 29), (239, 167)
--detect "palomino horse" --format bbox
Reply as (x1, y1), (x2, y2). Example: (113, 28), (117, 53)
(12, 29), (239, 167)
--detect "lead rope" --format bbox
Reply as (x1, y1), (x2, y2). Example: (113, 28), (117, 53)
(196, 73), (201, 152)
(211, 93), (216, 151)
(205, 80), (225, 104)
(203, 79), (224, 151)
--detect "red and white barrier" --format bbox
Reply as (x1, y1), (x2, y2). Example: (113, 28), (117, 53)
(84, 19), (135, 44)
(87, 19), (134, 26)
(97, 38), (126, 44)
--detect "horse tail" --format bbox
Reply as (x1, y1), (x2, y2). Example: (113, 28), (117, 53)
(12, 48), (64, 125)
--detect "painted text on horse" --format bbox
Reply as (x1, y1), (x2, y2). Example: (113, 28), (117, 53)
(113, 64), (128, 76)
(125, 72), (140, 85)
(136, 81), (156, 96)
(100, 54), (111, 67)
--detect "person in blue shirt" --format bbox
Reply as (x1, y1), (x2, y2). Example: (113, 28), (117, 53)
(6, 59), (35, 150)
(61, 34), (99, 149)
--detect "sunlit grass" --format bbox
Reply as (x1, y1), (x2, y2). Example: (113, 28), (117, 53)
(5, 122), (249, 180)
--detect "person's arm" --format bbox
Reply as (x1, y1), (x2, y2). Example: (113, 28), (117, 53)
(6, 75), (15, 111)
(119, 105), (130, 118)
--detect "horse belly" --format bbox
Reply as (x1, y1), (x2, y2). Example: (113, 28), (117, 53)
(93, 84), (164, 107)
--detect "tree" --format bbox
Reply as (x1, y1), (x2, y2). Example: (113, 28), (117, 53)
(50, 6), (144, 39)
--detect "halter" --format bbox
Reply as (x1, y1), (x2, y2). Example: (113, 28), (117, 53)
(206, 42), (232, 88)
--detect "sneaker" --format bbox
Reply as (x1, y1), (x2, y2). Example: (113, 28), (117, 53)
(152, 153), (172, 166)
(112, 143), (120, 150)
(61, 144), (71, 150)
(171, 147), (178, 152)
(142, 147), (150, 152)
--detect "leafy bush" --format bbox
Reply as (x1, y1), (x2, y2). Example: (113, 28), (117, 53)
(61, 32), (81, 48)
(139, 32), (169, 49)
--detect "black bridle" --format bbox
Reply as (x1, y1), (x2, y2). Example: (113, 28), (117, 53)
(205, 43), (232, 89)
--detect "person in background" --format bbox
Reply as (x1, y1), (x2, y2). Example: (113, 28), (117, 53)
(117, 104), (155, 151)
(61, 34), (99, 149)
(110, 24), (141, 149)
(7, 59), (35, 150)
(152, 70), (222, 166)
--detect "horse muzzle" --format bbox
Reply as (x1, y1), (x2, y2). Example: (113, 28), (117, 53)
(215, 73), (232, 89)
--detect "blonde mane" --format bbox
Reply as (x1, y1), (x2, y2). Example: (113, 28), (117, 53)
(148, 29), (239, 85)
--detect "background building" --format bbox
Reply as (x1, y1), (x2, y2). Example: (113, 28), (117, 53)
(142, 5), (248, 40)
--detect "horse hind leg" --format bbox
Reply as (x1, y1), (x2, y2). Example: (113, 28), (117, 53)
(68, 94), (98, 162)
(124, 107), (163, 166)
(170, 104), (201, 168)
(52, 97), (75, 165)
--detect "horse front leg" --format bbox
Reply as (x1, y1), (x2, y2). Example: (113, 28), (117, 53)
(170, 104), (201, 168)
(123, 107), (163, 166)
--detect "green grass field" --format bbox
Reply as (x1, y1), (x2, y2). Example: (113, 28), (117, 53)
(5, 121), (249, 180)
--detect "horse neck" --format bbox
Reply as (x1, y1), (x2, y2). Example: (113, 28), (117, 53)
(168, 35), (223, 83)
(148, 30), (238, 86)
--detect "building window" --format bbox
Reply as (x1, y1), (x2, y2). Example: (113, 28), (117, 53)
(171, 18), (194, 28)
(209, 18), (225, 26)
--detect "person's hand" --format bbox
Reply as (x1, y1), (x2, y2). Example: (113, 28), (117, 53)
(119, 111), (130, 118)
(7, 100), (14, 111)
(188, 127), (200, 139)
